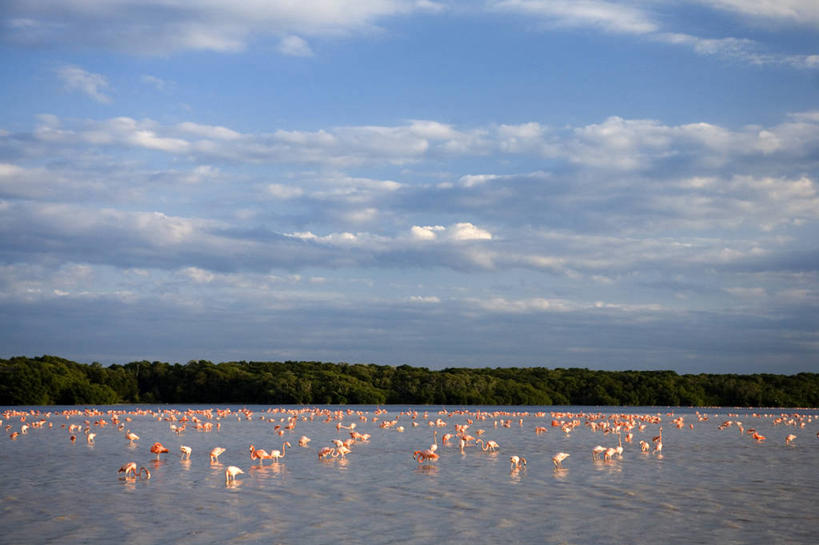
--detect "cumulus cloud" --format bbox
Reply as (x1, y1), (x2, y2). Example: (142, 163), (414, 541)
(411, 225), (445, 240)
(17, 112), (819, 172)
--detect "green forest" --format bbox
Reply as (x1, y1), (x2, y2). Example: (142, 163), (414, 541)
(1, 355), (817, 407)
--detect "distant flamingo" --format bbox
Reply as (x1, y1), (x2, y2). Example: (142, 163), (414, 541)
(653, 426), (663, 453)
(225, 465), (243, 485)
(150, 442), (169, 460)
(318, 446), (334, 459)
(509, 455), (527, 470)
(210, 447), (226, 463)
(180, 445), (192, 459)
(785, 434), (796, 445)
(552, 452), (570, 469)
(476, 439), (500, 452)
(413, 449), (439, 463)
(269, 441), (291, 462)
(298, 435), (311, 447)
(125, 431), (139, 446)
(118, 462), (137, 477)
(592, 445), (607, 460)
(249, 444), (271, 464)
(86, 432), (96, 444)
(639, 440), (650, 453)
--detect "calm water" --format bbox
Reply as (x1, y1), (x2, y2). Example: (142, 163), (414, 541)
(1, 405), (817, 545)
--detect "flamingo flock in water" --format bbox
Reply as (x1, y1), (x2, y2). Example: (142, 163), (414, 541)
(3, 406), (816, 487)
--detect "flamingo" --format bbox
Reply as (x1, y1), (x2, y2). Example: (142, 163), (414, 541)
(298, 435), (311, 447)
(269, 441), (291, 462)
(639, 440), (650, 453)
(333, 444), (352, 458)
(552, 452), (570, 469)
(592, 445), (607, 460)
(210, 447), (226, 463)
(225, 466), (243, 485)
(476, 439), (500, 452)
(785, 434), (797, 445)
(86, 432), (96, 444)
(180, 445), (192, 459)
(118, 462), (137, 477)
(249, 444), (271, 464)
(318, 446), (334, 459)
(509, 455), (527, 470)
(150, 442), (169, 460)
(138, 467), (151, 479)
(653, 426), (663, 453)
(125, 431), (139, 446)
(413, 449), (439, 463)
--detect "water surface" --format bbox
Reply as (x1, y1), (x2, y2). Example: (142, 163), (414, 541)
(2, 405), (817, 544)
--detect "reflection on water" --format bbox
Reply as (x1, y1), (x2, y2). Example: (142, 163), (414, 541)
(1, 404), (818, 545)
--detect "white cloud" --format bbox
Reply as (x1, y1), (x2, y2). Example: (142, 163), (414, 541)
(699, 0), (819, 28)
(4, 0), (424, 55)
(140, 75), (170, 92)
(176, 122), (241, 140)
(409, 223), (492, 242)
(411, 225), (445, 240)
(494, 1), (819, 69)
(278, 35), (314, 57)
(267, 183), (304, 199)
(491, 0), (657, 35)
(57, 65), (111, 103)
(183, 267), (215, 284)
(408, 295), (440, 303)
(448, 222), (493, 241)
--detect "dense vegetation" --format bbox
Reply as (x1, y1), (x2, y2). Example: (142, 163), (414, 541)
(1, 355), (817, 407)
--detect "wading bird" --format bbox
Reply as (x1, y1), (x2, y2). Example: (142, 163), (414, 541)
(552, 452), (570, 469)
(210, 447), (226, 463)
(509, 455), (527, 470)
(150, 442), (169, 460)
(118, 462), (137, 477)
(225, 466), (243, 485)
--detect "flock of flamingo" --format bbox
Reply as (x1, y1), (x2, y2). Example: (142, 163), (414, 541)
(3, 405), (816, 487)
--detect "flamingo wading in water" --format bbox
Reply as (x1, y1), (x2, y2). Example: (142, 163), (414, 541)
(552, 452), (570, 469)
(225, 466), (243, 485)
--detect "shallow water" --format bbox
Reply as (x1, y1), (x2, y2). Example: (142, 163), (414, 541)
(1, 405), (817, 545)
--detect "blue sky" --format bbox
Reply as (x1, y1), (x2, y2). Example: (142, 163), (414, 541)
(1, 1), (818, 373)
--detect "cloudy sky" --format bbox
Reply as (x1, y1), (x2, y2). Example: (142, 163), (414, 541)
(1, 1), (818, 373)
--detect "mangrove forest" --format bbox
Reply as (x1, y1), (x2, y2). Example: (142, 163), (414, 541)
(0, 355), (817, 407)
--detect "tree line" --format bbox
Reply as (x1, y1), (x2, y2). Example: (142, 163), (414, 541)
(1, 355), (816, 407)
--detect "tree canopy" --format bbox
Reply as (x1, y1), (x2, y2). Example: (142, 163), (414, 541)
(1, 355), (816, 407)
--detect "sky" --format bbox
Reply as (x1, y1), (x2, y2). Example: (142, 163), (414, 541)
(1, 1), (818, 374)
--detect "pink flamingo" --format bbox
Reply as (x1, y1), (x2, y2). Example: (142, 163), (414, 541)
(269, 441), (291, 462)
(210, 447), (226, 463)
(509, 455), (527, 470)
(552, 452), (570, 469)
(150, 442), (169, 460)
(225, 466), (243, 485)
(118, 462), (137, 477)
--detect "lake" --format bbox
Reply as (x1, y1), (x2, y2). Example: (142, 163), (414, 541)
(1, 405), (817, 544)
